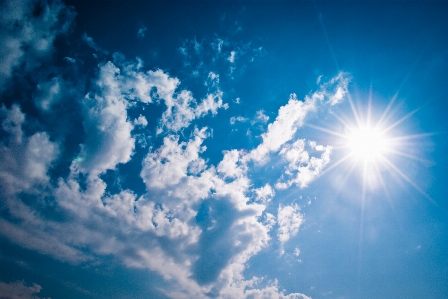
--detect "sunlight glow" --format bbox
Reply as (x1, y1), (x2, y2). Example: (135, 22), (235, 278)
(347, 126), (388, 162)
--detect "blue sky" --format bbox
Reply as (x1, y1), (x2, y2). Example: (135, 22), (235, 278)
(0, 0), (447, 298)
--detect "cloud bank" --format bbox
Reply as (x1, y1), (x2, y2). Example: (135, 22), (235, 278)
(0, 0), (351, 298)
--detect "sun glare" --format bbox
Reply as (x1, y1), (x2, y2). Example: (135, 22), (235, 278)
(307, 90), (433, 203)
(347, 126), (388, 162)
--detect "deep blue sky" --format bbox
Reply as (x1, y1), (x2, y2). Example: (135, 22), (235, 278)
(1, 1), (447, 298)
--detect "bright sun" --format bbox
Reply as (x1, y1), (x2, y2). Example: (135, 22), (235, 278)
(346, 126), (388, 162)
(307, 90), (433, 202)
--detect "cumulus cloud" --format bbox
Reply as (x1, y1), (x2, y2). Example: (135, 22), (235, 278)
(133, 114), (148, 127)
(276, 140), (332, 189)
(254, 184), (275, 204)
(74, 61), (135, 177)
(246, 94), (315, 163)
(157, 89), (226, 134)
(0, 104), (59, 196)
(245, 73), (348, 164)
(0, 0), (353, 296)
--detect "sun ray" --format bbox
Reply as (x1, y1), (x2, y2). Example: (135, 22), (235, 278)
(381, 108), (419, 135)
(347, 92), (362, 128)
(305, 123), (347, 139)
(381, 156), (436, 205)
(317, 152), (353, 177)
(371, 160), (393, 207)
(388, 132), (436, 142)
(387, 148), (432, 164)
(376, 92), (398, 129)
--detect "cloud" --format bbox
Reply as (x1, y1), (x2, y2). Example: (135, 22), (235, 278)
(228, 50), (236, 63)
(230, 116), (248, 125)
(246, 93), (315, 164)
(0, 0), (75, 92)
(0, 104), (59, 196)
(254, 109), (269, 123)
(74, 61), (135, 177)
(33, 76), (77, 112)
(245, 73), (348, 164)
(0, 0), (354, 296)
(133, 114), (148, 127)
(82, 32), (105, 53)
(137, 25), (147, 38)
(254, 184), (275, 204)
(0, 280), (49, 299)
(277, 203), (304, 249)
(276, 139), (332, 189)
(157, 89), (226, 134)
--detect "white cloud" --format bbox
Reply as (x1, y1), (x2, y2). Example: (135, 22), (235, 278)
(141, 127), (211, 194)
(228, 50), (236, 63)
(254, 184), (275, 204)
(246, 93), (315, 164)
(244, 73), (348, 180)
(276, 141), (332, 189)
(217, 150), (246, 179)
(277, 203), (304, 246)
(121, 60), (179, 104)
(0, 5), (353, 296)
(230, 116), (248, 125)
(133, 114), (148, 127)
(254, 109), (269, 123)
(158, 89), (226, 134)
(74, 61), (135, 177)
(0, 105), (59, 195)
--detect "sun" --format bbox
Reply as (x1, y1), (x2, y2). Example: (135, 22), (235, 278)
(306, 90), (433, 202)
(346, 125), (388, 162)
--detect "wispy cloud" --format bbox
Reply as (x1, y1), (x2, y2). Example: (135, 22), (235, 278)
(137, 25), (147, 38)
(0, 280), (47, 299)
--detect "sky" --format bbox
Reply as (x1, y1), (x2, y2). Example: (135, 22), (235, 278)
(0, 0), (447, 298)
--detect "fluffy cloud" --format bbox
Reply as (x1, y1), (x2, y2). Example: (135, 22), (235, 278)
(246, 73), (348, 164)
(276, 140), (332, 189)
(0, 105), (59, 195)
(74, 61), (135, 177)
(133, 114), (148, 127)
(254, 184), (275, 204)
(246, 94), (316, 164)
(277, 203), (304, 247)
(0, 1), (353, 296)
(158, 89), (226, 134)
(254, 109), (270, 123)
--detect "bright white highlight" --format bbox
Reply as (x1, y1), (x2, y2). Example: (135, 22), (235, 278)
(347, 126), (388, 162)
